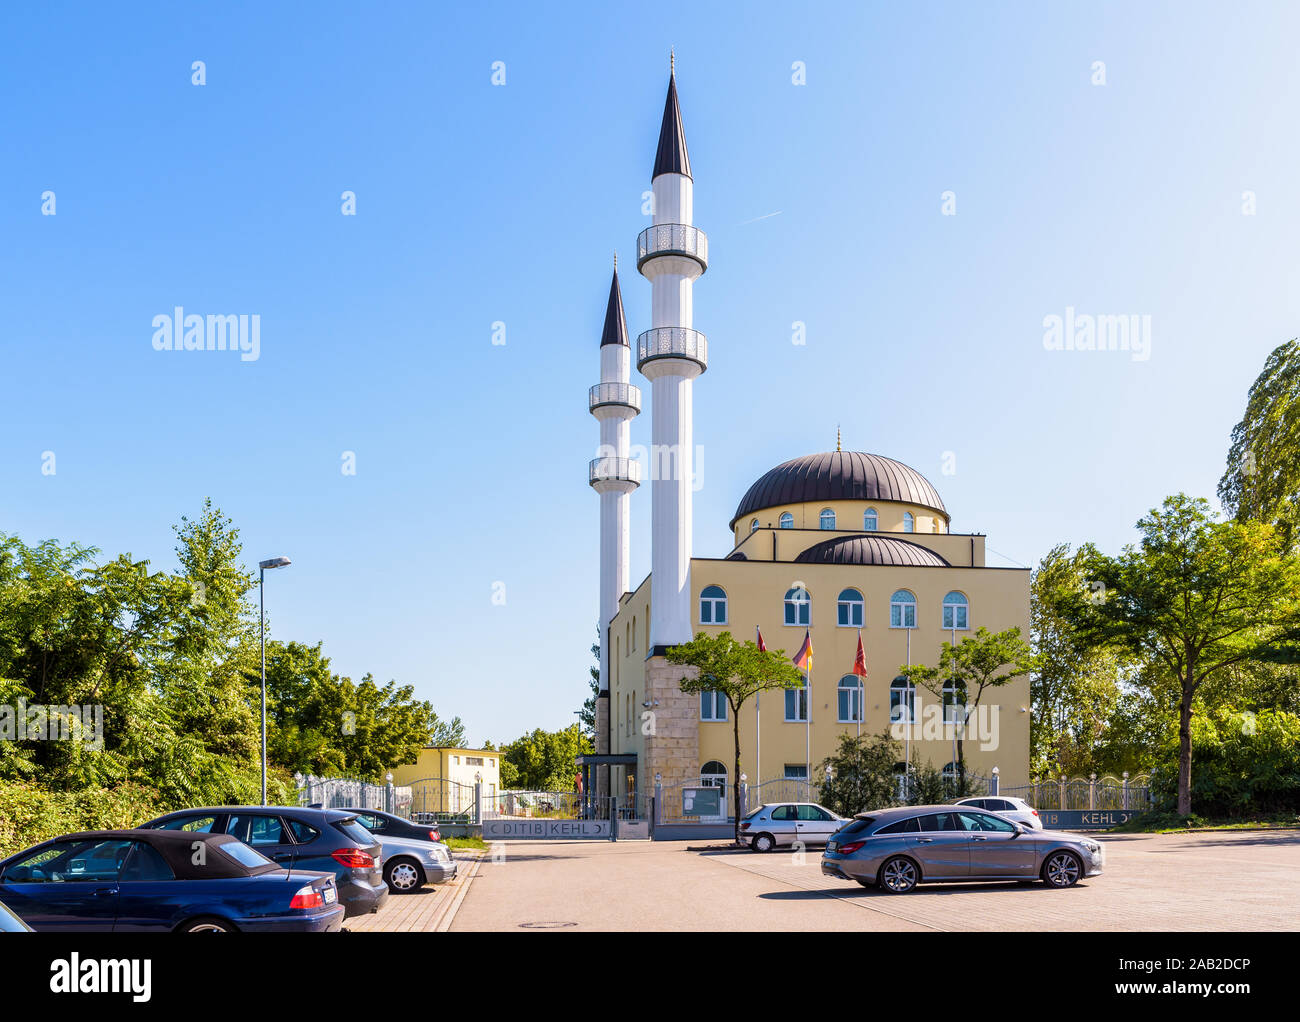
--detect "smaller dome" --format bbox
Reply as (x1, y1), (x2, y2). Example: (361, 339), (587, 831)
(793, 535), (949, 568)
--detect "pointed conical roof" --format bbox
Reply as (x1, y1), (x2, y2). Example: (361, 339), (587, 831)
(652, 70), (692, 181)
(600, 266), (628, 347)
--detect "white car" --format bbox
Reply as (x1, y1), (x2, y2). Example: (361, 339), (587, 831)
(737, 803), (850, 852)
(953, 796), (1043, 830)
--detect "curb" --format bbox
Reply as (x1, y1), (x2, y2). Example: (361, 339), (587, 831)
(432, 851), (484, 932)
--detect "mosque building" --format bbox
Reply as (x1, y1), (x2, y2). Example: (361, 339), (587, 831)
(585, 60), (1031, 814)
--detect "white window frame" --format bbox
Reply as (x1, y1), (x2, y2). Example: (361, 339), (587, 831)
(836, 588), (863, 627)
(903, 512), (914, 533)
(838, 676), (864, 723)
(779, 512), (793, 529)
(784, 677), (809, 722)
(889, 589), (917, 629)
(699, 585), (728, 625)
(889, 678), (915, 724)
(700, 690), (727, 721)
(863, 507), (878, 531)
(819, 508), (836, 530)
(942, 591), (969, 631)
(784, 586), (811, 626)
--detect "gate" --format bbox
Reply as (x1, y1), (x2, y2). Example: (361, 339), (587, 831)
(406, 776), (480, 825)
(480, 790), (615, 839)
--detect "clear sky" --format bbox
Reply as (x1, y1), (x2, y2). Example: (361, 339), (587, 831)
(3, 2), (1298, 745)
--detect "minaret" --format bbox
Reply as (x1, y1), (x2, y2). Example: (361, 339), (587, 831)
(638, 53), (707, 655)
(589, 258), (640, 798)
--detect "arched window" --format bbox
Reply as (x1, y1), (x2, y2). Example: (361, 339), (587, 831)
(863, 507), (878, 531)
(902, 512), (914, 533)
(889, 676), (914, 724)
(784, 586), (811, 626)
(819, 508), (836, 530)
(631, 616), (636, 651)
(890, 589), (917, 629)
(699, 585), (727, 624)
(893, 762), (910, 801)
(942, 591), (969, 630)
(779, 512), (793, 529)
(837, 588), (863, 627)
(700, 761), (727, 788)
(750, 518), (759, 533)
(942, 762), (960, 785)
(785, 672), (809, 721)
(838, 675), (864, 722)
(700, 690), (727, 721)
(942, 678), (963, 724)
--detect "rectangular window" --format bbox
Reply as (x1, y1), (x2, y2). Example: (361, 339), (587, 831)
(838, 686), (863, 722)
(891, 604), (916, 628)
(783, 764), (808, 780)
(838, 603), (863, 627)
(784, 684), (808, 722)
(700, 691), (727, 721)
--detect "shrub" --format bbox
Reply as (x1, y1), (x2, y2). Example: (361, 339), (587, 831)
(0, 781), (162, 858)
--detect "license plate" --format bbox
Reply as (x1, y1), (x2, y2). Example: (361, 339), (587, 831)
(323, 886), (337, 904)
(827, 841), (837, 852)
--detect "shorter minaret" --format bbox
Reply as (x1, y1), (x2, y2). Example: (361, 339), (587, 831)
(589, 259), (641, 799)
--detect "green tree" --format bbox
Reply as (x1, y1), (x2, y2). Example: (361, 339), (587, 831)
(1219, 338), (1300, 553)
(665, 630), (806, 842)
(817, 730), (900, 817)
(578, 632), (600, 740)
(498, 724), (592, 792)
(900, 626), (1035, 787)
(1072, 495), (1300, 815)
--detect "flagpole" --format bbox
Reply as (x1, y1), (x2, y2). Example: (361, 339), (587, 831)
(905, 627), (912, 801)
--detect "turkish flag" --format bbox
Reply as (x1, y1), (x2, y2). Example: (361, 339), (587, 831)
(853, 630), (868, 678)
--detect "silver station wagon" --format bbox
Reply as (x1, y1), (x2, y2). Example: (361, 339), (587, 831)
(737, 803), (850, 852)
(821, 805), (1105, 893)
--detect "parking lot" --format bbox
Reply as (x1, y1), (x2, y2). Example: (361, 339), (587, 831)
(444, 830), (1300, 931)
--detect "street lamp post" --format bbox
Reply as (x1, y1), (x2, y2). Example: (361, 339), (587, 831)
(258, 556), (292, 806)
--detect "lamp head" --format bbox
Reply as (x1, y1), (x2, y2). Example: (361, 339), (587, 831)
(259, 556), (292, 570)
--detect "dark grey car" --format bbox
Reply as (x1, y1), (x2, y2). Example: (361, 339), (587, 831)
(821, 805), (1105, 893)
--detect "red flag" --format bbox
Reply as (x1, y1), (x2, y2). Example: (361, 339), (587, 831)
(792, 629), (813, 670)
(853, 630), (867, 678)
(756, 626), (767, 652)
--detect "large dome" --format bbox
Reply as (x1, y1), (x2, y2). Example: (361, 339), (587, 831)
(730, 451), (947, 529)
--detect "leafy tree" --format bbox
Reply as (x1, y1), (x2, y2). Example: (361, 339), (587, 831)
(264, 640), (440, 780)
(498, 724), (592, 791)
(665, 630), (806, 842)
(578, 632), (600, 739)
(1219, 338), (1300, 553)
(1071, 495), (1300, 815)
(900, 626), (1035, 787)
(818, 730), (900, 817)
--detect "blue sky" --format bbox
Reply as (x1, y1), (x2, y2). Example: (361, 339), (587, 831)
(3, 2), (1298, 745)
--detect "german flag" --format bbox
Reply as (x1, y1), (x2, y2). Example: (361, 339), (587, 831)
(791, 629), (813, 670)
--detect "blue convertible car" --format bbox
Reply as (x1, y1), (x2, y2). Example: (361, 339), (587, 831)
(0, 828), (345, 932)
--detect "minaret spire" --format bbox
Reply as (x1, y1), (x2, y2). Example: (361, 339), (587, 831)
(653, 54), (692, 180)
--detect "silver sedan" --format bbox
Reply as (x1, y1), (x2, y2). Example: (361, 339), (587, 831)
(737, 803), (850, 852)
(360, 831), (457, 893)
(821, 805), (1105, 893)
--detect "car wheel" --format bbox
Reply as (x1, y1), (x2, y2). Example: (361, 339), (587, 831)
(751, 833), (776, 853)
(384, 857), (425, 893)
(177, 916), (236, 933)
(1042, 851), (1082, 888)
(878, 856), (920, 894)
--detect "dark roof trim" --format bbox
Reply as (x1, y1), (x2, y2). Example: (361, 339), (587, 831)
(652, 73), (692, 181)
(600, 268), (628, 347)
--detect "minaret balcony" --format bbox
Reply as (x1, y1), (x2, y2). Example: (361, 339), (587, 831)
(588, 382), (642, 414)
(589, 456), (642, 489)
(636, 326), (707, 372)
(637, 223), (708, 273)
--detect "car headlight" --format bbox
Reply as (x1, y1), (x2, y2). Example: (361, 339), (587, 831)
(1081, 840), (1100, 854)
(430, 848), (451, 863)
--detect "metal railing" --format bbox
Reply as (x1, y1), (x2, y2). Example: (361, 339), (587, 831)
(636, 326), (708, 370)
(637, 222), (708, 271)
(588, 381), (641, 413)
(297, 774), (411, 816)
(483, 790), (608, 820)
(588, 455), (642, 486)
(1001, 776), (1152, 811)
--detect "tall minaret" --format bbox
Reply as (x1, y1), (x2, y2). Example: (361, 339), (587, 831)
(638, 53), (707, 655)
(589, 259), (640, 793)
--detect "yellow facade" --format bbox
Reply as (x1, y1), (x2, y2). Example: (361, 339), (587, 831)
(607, 494), (1031, 801)
(388, 747), (501, 810)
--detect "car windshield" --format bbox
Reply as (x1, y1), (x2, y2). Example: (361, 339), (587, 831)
(220, 841), (275, 869)
(742, 806), (767, 820)
(837, 818), (874, 838)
